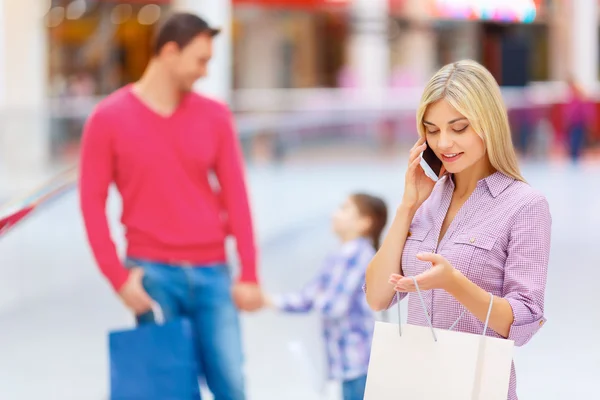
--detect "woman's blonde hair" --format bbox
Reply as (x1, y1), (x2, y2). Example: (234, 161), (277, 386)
(416, 60), (525, 182)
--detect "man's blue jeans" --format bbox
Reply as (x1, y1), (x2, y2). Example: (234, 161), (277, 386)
(127, 258), (246, 400)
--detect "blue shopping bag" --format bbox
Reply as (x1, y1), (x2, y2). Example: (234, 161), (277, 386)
(109, 304), (201, 400)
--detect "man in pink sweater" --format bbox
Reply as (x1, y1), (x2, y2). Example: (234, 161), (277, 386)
(79, 13), (260, 399)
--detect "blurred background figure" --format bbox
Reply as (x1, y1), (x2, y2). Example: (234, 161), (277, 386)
(564, 76), (593, 163)
(0, 1), (599, 399)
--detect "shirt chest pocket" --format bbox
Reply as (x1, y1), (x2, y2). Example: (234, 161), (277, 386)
(447, 232), (497, 278)
(401, 227), (431, 276)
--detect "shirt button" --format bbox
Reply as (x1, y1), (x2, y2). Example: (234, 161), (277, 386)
(539, 320), (544, 326)
(470, 237), (475, 243)
(407, 231), (412, 237)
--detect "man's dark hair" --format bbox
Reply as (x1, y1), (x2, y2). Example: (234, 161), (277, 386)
(153, 12), (220, 55)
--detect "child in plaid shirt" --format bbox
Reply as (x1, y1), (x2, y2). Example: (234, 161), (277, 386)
(263, 193), (388, 400)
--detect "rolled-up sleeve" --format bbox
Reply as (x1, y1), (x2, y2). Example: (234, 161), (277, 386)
(503, 196), (552, 347)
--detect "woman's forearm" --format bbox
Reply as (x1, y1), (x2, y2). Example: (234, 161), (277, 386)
(447, 270), (514, 338)
(366, 203), (416, 311)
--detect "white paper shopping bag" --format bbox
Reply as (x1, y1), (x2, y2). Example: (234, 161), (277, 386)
(364, 280), (514, 400)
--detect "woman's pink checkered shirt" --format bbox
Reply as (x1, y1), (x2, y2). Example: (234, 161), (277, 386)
(372, 171), (551, 400)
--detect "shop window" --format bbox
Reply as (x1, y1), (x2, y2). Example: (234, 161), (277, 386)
(47, 0), (170, 97)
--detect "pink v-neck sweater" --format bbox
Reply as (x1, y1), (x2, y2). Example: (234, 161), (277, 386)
(79, 85), (258, 290)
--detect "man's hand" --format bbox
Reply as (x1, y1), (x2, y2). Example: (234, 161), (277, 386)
(118, 268), (153, 315)
(232, 282), (263, 312)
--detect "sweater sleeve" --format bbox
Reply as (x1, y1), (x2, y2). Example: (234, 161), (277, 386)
(79, 108), (129, 291)
(214, 105), (258, 283)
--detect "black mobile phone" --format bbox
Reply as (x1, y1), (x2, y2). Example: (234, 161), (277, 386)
(420, 144), (443, 181)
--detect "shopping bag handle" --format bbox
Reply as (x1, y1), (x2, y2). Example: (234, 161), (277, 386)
(151, 301), (165, 325)
(397, 277), (438, 341)
(396, 277), (494, 342)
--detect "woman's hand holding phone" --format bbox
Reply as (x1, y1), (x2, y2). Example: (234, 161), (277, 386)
(401, 137), (445, 212)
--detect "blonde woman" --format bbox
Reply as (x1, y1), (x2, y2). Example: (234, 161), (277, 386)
(365, 60), (551, 400)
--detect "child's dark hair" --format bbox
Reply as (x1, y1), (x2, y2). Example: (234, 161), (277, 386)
(351, 193), (388, 249)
